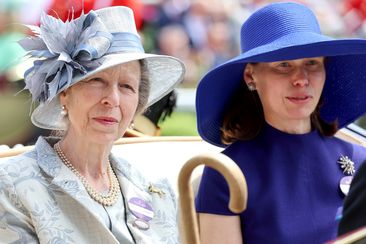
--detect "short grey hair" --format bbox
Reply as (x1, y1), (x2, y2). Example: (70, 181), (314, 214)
(136, 59), (150, 114)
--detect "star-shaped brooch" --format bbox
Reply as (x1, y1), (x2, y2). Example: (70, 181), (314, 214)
(338, 155), (355, 176)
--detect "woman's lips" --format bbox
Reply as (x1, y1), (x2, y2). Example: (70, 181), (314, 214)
(93, 117), (119, 125)
(286, 95), (312, 104)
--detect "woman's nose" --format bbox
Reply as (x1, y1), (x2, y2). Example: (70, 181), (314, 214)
(292, 68), (309, 87)
(101, 86), (120, 107)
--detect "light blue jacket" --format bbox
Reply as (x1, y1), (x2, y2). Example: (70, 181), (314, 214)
(0, 137), (179, 243)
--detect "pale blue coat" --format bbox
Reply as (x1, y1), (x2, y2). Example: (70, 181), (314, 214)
(0, 137), (178, 243)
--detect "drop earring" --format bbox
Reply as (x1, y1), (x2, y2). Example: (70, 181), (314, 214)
(61, 105), (68, 116)
(247, 83), (256, 91)
(129, 121), (135, 130)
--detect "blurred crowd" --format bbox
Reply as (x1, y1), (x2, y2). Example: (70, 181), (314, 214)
(1, 0), (366, 147)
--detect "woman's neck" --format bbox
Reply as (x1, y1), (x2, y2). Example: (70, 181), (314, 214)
(58, 131), (113, 180)
(265, 116), (311, 134)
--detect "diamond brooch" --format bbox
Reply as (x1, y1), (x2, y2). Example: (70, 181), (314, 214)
(338, 155), (355, 176)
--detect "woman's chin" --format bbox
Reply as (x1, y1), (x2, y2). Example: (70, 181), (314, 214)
(285, 107), (314, 120)
(85, 130), (122, 145)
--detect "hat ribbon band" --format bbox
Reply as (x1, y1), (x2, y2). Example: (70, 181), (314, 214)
(107, 32), (145, 54)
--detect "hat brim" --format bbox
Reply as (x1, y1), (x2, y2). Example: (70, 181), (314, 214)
(32, 52), (185, 130)
(196, 38), (366, 147)
(232, 33), (366, 63)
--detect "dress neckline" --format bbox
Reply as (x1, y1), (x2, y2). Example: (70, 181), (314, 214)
(260, 122), (319, 140)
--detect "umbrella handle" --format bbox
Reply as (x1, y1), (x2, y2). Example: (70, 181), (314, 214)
(178, 153), (248, 244)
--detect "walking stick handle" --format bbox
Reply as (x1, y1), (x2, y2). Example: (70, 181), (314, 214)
(178, 153), (248, 244)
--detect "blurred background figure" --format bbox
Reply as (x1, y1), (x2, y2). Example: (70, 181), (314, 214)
(0, 0), (38, 147)
(44, 0), (144, 29)
(1, 0), (366, 147)
(157, 24), (201, 85)
(134, 91), (177, 136)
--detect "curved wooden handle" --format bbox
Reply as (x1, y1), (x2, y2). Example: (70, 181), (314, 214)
(327, 226), (366, 244)
(178, 153), (248, 244)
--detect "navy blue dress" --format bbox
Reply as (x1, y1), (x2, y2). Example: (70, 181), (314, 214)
(196, 124), (366, 244)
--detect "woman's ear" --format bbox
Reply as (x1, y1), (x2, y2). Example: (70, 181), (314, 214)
(243, 64), (256, 91)
(59, 90), (68, 105)
(243, 64), (254, 84)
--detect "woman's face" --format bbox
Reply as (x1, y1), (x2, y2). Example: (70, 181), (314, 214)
(244, 57), (325, 127)
(60, 61), (140, 144)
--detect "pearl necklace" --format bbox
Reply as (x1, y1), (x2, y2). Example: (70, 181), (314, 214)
(54, 142), (120, 206)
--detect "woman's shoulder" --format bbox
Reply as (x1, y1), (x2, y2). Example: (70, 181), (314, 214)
(223, 139), (252, 153)
(221, 131), (366, 167)
(328, 135), (366, 157)
(222, 138), (263, 161)
(0, 136), (58, 179)
(0, 149), (37, 171)
(0, 149), (41, 206)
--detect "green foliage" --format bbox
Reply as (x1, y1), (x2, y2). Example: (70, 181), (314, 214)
(159, 111), (198, 136)
(355, 116), (366, 130)
(0, 91), (34, 145)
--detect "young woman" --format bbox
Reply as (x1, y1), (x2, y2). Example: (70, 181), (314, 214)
(195, 2), (366, 243)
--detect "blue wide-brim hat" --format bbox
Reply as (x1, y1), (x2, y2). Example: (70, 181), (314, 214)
(196, 2), (366, 147)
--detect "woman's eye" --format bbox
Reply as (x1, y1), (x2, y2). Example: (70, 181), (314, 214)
(307, 60), (318, 65)
(120, 83), (136, 93)
(278, 62), (290, 68)
(85, 78), (105, 86)
(273, 62), (292, 73)
(306, 59), (324, 70)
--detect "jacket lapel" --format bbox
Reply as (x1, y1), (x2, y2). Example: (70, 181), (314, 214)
(111, 155), (156, 243)
(35, 137), (119, 243)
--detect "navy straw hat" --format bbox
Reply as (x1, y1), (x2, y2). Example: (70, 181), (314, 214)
(196, 2), (366, 147)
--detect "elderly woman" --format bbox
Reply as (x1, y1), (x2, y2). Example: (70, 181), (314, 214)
(0, 6), (184, 244)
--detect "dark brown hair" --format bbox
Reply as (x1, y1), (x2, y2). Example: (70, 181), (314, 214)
(221, 84), (338, 145)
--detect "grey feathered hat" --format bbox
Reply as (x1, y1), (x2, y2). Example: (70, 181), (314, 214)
(19, 6), (185, 130)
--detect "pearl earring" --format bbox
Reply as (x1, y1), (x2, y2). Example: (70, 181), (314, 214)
(61, 105), (68, 116)
(247, 83), (256, 91)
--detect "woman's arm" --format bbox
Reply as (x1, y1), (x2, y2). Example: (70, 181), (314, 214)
(198, 213), (242, 244)
(0, 168), (39, 243)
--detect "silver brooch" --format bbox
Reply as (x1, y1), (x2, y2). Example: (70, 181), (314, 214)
(338, 155), (355, 176)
